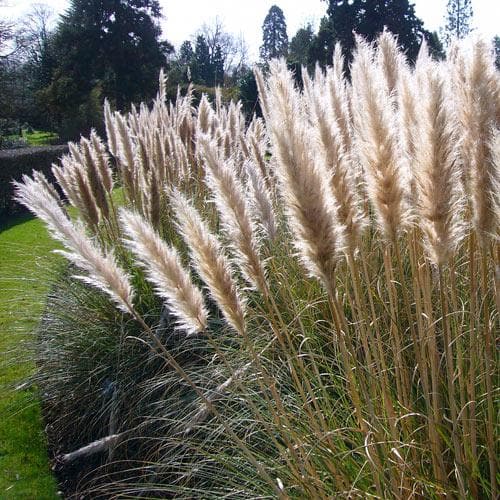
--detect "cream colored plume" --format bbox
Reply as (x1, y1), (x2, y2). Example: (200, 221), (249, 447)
(14, 175), (134, 314)
(455, 38), (499, 243)
(170, 189), (246, 336)
(413, 62), (465, 265)
(265, 59), (343, 290)
(351, 38), (410, 239)
(307, 72), (366, 252)
(245, 160), (278, 243)
(199, 137), (268, 293)
(120, 209), (208, 335)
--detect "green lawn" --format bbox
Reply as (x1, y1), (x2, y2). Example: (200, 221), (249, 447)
(23, 130), (59, 146)
(0, 213), (59, 499)
(2, 130), (59, 148)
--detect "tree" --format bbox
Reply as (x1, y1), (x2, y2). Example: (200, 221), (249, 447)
(20, 4), (57, 90)
(323, 0), (353, 62)
(212, 43), (224, 85)
(260, 5), (288, 62)
(289, 23), (314, 67)
(0, 15), (14, 59)
(0, 0), (20, 60)
(426, 31), (445, 60)
(198, 18), (246, 77)
(308, 17), (336, 68)
(229, 33), (249, 80)
(0, 3), (56, 133)
(322, 0), (438, 64)
(193, 34), (212, 84)
(238, 68), (260, 118)
(443, 0), (473, 44)
(172, 21), (248, 88)
(179, 40), (194, 66)
(42, 0), (172, 137)
(494, 36), (500, 70)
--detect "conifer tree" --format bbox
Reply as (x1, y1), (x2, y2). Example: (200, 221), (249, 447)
(193, 34), (212, 84)
(260, 5), (288, 62)
(212, 43), (224, 86)
(41, 0), (171, 137)
(444, 0), (473, 43)
(289, 23), (314, 67)
(322, 0), (442, 64)
(179, 40), (195, 66)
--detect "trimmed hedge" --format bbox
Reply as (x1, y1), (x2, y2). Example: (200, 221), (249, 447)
(0, 145), (68, 218)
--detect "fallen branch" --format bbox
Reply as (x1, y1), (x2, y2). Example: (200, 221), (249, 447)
(184, 362), (252, 434)
(56, 362), (253, 464)
(55, 433), (124, 466)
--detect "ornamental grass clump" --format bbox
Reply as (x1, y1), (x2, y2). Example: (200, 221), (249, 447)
(15, 35), (498, 498)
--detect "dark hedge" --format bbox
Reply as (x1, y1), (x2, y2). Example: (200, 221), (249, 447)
(0, 145), (68, 218)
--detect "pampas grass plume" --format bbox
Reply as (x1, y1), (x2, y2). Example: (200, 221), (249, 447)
(200, 137), (267, 293)
(170, 189), (246, 335)
(14, 176), (134, 313)
(266, 59), (343, 289)
(350, 37), (410, 239)
(413, 62), (465, 265)
(120, 209), (208, 335)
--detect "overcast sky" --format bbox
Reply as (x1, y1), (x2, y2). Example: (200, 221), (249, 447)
(2, 0), (499, 61)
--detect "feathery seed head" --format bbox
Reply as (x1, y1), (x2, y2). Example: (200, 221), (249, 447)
(104, 100), (118, 158)
(200, 138), (268, 293)
(351, 37), (411, 240)
(169, 189), (247, 335)
(14, 176), (134, 313)
(245, 160), (278, 243)
(266, 60), (344, 289)
(413, 63), (465, 265)
(462, 38), (500, 243)
(120, 209), (208, 335)
(376, 30), (406, 97)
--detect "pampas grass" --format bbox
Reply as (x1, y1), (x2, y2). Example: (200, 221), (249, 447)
(265, 59), (344, 290)
(351, 37), (410, 239)
(170, 189), (247, 336)
(200, 137), (267, 294)
(14, 176), (134, 314)
(16, 32), (499, 499)
(120, 209), (208, 335)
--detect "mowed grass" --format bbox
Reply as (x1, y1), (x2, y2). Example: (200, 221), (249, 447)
(0, 213), (60, 499)
(3, 130), (60, 147)
(24, 130), (59, 146)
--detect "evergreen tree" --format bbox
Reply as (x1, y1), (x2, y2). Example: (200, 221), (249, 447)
(289, 23), (314, 67)
(324, 0), (354, 62)
(444, 0), (473, 43)
(42, 0), (172, 137)
(193, 34), (212, 85)
(494, 36), (500, 70)
(212, 43), (225, 86)
(165, 40), (193, 86)
(426, 31), (445, 60)
(308, 17), (336, 68)
(238, 68), (260, 117)
(323, 0), (438, 64)
(178, 40), (194, 66)
(260, 5), (288, 62)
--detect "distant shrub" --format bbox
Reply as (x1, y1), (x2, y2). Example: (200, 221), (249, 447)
(0, 136), (29, 150)
(0, 145), (68, 218)
(0, 117), (21, 137)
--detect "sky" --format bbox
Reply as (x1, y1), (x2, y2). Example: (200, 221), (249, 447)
(2, 0), (499, 61)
